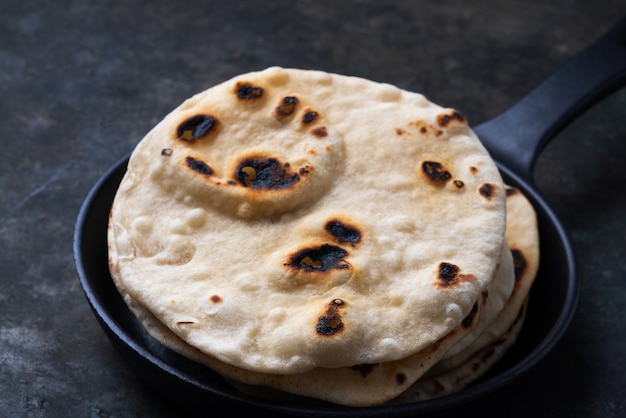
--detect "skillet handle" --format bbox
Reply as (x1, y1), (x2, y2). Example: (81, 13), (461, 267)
(474, 16), (626, 184)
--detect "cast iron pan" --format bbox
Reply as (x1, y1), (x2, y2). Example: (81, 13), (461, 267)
(74, 17), (626, 417)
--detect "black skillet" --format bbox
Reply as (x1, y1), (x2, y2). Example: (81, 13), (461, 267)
(74, 17), (626, 417)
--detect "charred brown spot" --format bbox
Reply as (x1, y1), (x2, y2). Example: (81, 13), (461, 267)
(161, 148), (173, 156)
(395, 128), (406, 135)
(302, 110), (318, 124)
(177, 115), (216, 142)
(479, 182), (498, 200)
(316, 298), (346, 336)
(395, 373), (407, 385)
(186, 156), (213, 175)
(422, 161), (452, 182)
(506, 186), (519, 196)
(469, 166), (478, 175)
(209, 294), (223, 304)
(462, 302), (479, 328)
(287, 244), (349, 272)
(420, 126), (428, 134)
(275, 96), (299, 116)
(439, 262), (459, 282)
(350, 363), (376, 378)
(325, 220), (362, 244)
(176, 321), (196, 326)
(235, 157), (299, 189)
(311, 126), (327, 137)
(511, 248), (527, 281)
(453, 179), (464, 188)
(236, 82), (264, 99)
(437, 111), (466, 127)
(316, 315), (342, 335)
(435, 262), (474, 289)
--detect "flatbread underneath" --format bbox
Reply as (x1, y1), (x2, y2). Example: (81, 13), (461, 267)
(428, 184), (540, 374)
(391, 300), (527, 403)
(122, 288), (484, 406)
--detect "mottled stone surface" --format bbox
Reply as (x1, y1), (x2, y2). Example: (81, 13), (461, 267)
(1, 1), (625, 417)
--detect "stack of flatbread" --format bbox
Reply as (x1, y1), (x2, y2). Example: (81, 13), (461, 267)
(107, 67), (539, 407)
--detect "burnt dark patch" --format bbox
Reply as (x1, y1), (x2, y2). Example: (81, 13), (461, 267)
(186, 156), (213, 175)
(310, 126), (327, 137)
(453, 179), (464, 189)
(437, 110), (466, 127)
(275, 96), (299, 116)
(325, 220), (362, 244)
(235, 157), (299, 189)
(462, 302), (479, 328)
(161, 148), (173, 156)
(435, 262), (474, 289)
(287, 244), (349, 272)
(315, 298), (346, 336)
(177, 115), (216, 142)
(395, 373), (407, 385)
(316, 314), (343, 336)
(236, 82), (264, 99)
(439, 262), (459, 282)
(479, 182), (497, 200)
(302, 110), (319, 124)
(422, 161), (452, 182)
(511, 248), (527, 281)
(209, 294), (223, 304)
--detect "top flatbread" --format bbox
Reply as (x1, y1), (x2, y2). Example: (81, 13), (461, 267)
(108, 67), (506, 374)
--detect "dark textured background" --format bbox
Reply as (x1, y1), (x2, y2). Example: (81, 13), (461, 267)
(1, 1), (625, 417)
